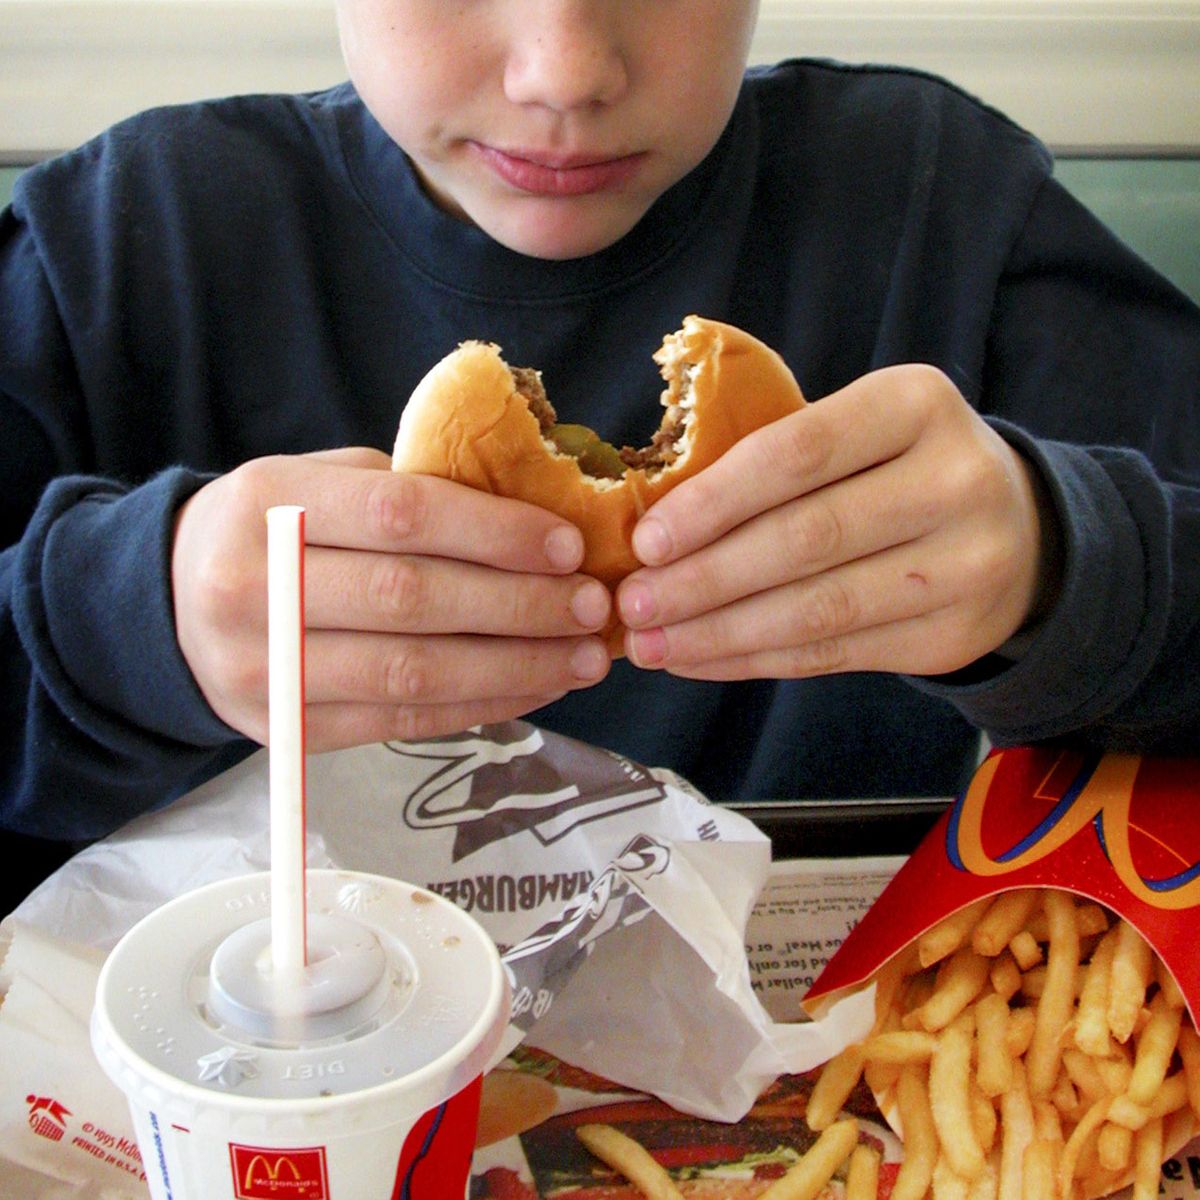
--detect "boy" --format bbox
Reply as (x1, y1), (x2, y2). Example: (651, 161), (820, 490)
(1, 1), (1197, 863)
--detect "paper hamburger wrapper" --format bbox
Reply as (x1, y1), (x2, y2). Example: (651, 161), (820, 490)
(0, 721), (871, 1198)
(804, 745), (1200, 1194)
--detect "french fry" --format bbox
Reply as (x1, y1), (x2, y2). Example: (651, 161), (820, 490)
(806, 1041), (865, 1131)
(1027, 891), (1081, 1099)
(1107, 1073), (1189, 1132)
(575, 1124), (684, 1200)
(1073, 925), (1119, 1057)
(1127, 1003), (1184, 1106)
(1156, 958), (1187, 1009)
(1021, 1138), (1057, 1200)
(997, 1060), (1034, 1200)
(919, 898), (993, 968)
(864, 1030), (938, 1064)
(844, 1144), (881, 1200)
(1179, 1025), (1200, 1120)
(930, 1021), (987, 1179)
(932, 1155), (971, 1200)
(973, 992), (1013, 1099)
(1008, 932), (1042, 973)
(1057, 1096), (1110, 1198)
(971, 891), (1039, 957)
(1097, 1121), (1134, 1173)
(971, 1080), (999, 1154)
(892, 1066), (938, 1200)
(1131, 1117), (1164, 1200)
(1107, 920), (1153, 1044)
(989, 955), (1022, 1003)
(1005, 1007), (1036, 1058)
(918, 949), (991, 1032)
(756, 1118), (860, 1200)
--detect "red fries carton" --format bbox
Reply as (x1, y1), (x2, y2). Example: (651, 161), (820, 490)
(801, 747), (1200, 1200)
(805, 747), (1200, 1020)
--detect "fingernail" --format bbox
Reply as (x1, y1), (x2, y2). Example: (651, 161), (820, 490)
(571, 580), (611, 629)
(619, 580), (657, 627)
(544, 525), (584, 571)
(570, 639), (610, 682)
(629, 627), (668, 668)
(633, 517), (672, 565)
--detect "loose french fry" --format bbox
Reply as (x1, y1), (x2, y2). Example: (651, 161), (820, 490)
(864, 1030), (938, 1064)
(844, 1144), (880, 1200)
(974, 992), (1013, 1097)
(1127, 1003), (1184, 1106)
(1005, 1007), (1036, 1058)
(919, 898), (994, 968)
(1107, 1074), (1189, 1131)
(918, 949), (992, 1032)
(756, 1118), (859, 1200)
(971, 890), (1039, 957)
(1020, 1138), (1057, 1200)
(989, 954), (1022, 1003)
(1108, 920), (1153, 1044)
(893, 1066), (939, 1200)
(1097, 1120), (1134, 1173)
(1057, 1096), (1110, 1197)
(806, 1041), (865, 1131)
(970, 1080), (998, 1154)
(997, 1061), (1034, 1200)
(1131, 1117), (1164, 1200)
(931, 1021), (987, 1179)
(1008, 932), (1042, 972)
(932, 1155), (971, 1200)
(1074, 925), (1120, 1057)
(1027, 891), (1081, 1099)
(1179, 1025), (1200, 1120)
(575, 1125), (685, 1200)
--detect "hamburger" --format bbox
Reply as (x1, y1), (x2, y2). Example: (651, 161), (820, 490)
(392, 316), (806, 651)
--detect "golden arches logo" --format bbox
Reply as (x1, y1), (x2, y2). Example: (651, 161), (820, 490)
(243, 1154), (302, 1186)
(948, 752), (1200, 911)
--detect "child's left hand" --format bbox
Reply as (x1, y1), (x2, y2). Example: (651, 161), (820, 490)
(615, 364), (1058, 679)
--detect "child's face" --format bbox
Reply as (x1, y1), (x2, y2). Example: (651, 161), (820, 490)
(336, 0), (759, 260)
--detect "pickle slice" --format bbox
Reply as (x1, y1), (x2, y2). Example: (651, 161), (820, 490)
(548, 423), (627, 481)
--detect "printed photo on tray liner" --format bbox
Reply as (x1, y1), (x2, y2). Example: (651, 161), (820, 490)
(471, 1046), (901, 1200)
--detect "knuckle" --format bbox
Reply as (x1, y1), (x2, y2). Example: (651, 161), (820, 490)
(766, 413), (835, 482)
(787, 636), (850, 677)
(370, 557), (428, 627)
(798, 577), (859, 642)
(369, 473), (429, 545)
(382, 646), (430, 702)
(782, 498), (844, 568)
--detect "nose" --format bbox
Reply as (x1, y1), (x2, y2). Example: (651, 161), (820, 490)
(503, 2), (629, 112)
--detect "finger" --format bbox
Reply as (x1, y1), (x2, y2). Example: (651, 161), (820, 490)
(626, 540), (957, 670)
(305, 548), (611, 636)
(234, 456), (586, 574)
(304, 695), (569, 752)
(660, 609), (974, 682)
(631, 365), (940, 566)
(618, 452), (940, 629)
(303, 446), (394, 470)
(303, 631), (611, 706)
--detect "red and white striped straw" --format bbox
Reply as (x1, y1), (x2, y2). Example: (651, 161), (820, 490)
(266, 505), (308, 978)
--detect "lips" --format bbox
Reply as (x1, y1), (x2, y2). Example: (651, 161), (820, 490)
(471, 143), (645, 196)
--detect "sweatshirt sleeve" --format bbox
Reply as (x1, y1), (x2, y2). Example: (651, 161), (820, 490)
(913, 177), (1200, 753)
(1, 182), (245, 840)
(2, 468), (243, 838)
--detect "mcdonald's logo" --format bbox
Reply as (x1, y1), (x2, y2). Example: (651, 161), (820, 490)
(947, 749), (1200, 911)
(229, 1143), (329, 1199)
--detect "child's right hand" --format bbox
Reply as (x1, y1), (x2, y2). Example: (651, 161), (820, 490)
(170, 448), (612, 750)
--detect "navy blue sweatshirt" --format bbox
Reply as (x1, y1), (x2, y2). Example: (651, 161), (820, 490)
(2, 61), (1198, 841)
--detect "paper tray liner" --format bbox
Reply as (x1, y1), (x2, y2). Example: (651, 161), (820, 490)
(802, 746), (1200, 1197)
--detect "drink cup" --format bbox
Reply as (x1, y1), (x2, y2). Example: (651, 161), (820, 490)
(91, 869), (510, 1200)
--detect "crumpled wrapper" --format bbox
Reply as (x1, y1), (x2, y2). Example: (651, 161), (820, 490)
(1, 721), (871, 1198)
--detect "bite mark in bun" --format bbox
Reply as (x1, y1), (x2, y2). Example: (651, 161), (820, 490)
(392, 316), (805, 651)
